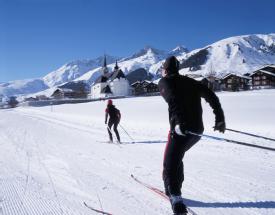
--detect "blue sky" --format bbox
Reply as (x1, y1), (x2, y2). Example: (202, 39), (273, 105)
(0, 0), (275, 82)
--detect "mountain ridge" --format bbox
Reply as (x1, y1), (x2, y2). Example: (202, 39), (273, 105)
(1, 33), (275, 97)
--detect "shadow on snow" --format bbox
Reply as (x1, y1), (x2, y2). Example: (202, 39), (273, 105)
(184, 198), (275, 209)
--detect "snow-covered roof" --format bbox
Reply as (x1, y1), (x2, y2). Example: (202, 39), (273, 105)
(55, 88), (73, 92)
(194, 77), (207, 81)
(262, 64), (275, 69)
(252, 70), (275, 77)
(222, 73), (251, 80)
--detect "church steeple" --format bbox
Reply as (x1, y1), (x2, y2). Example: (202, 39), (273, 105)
(114, 60), (119, 70)
(102, 55), (109, 75)
(103, 55), (107, 67)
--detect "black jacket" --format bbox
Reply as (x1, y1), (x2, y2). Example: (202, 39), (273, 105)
(105, 104), (121, 123)
(158, 74), (224, 133)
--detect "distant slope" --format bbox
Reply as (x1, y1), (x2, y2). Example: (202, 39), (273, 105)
(179, 34), (275, 77)
(0, 79), (48, 97)
(76, 46), (188, 84)
(43, 55), (118, 87)
(1, 33), (275, 97)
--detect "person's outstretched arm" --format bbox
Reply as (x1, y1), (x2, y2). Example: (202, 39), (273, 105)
(197, 82), (226, 132)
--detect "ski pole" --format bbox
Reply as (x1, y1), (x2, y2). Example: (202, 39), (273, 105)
(119, 124), (135, 142)
(187, 131), (275, 152)
(226, 128), (275, 142)
(106, 125), (112, 133)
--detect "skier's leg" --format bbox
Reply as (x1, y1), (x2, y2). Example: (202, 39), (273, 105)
(183, 134), (201, 152)
(113, 121), (120, 142)
(107, 121), (113, 142)
(163, 131), (189, 214)
(163, 133), (201, 196)
(175, 134), (201, 191)
(163, 131), (186, 196)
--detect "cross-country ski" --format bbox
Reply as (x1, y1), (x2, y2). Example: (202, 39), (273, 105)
(84, 202), (113, 215)
(131, 174), (197, 215)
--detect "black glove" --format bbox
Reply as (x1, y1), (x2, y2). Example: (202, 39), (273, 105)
(105, 121), (107, 124)
(175, 123), (187, 136)
(214, 121), (226, 133)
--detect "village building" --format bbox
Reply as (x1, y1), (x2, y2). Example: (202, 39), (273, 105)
(24, 97), (39, 102)
(192, 76), (221, 91)
(51, 88), (76, 99)
(221, 73), (251, 91)
(131, 80), (159, 95)
(51, 81), (89, 99)
(250, 65), (275, 89)
(91, 56), (131, 99)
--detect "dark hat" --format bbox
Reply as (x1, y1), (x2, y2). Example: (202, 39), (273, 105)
(163, 56), (180, 75)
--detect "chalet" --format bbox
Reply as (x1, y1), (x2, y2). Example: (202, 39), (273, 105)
(36, 95), (50, 100)
(91, 57), (131, 99)
(221, 73), (251, 91)
(131, 80), (159, 95)
(191, 76), (221, 91)
(24, 97), (38, 102)
(131, 81), (145, 95)
(51, 81), (89, 99)
(51, 88), (74, 99)
(250, 65), (275, 89)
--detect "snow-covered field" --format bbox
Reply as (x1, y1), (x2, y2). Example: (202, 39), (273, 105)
(0, 90), (275, 215)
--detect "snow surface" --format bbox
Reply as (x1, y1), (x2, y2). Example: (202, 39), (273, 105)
(0, 89), (275, 215)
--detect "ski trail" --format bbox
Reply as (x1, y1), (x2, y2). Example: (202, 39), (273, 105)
(0, 114), (89, 215)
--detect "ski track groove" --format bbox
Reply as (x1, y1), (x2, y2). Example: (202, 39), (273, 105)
(1, 178), (69, 215)
(31, 122), (65, 215)
(16, 110), (104, 138)
(0, 118), (67, 215)
(1, 113), (94, 215)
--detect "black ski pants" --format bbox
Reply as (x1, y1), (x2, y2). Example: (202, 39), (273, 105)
(107, 119), (120, 142)
(163, 131), (201, 196)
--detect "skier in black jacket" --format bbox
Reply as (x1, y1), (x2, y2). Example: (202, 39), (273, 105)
(158, 56), (225, 214)
(105, 99), (121, 143)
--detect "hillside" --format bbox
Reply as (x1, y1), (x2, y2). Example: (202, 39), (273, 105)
(1, 34), (275, 97)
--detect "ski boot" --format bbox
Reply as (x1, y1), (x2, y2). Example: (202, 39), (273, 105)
(169, 195), (188, 215)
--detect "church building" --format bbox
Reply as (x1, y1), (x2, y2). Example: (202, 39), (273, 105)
(91, 56), (131, 99)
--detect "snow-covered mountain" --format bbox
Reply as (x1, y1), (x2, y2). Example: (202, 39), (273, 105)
(43, 55), (118, 87)
(0, 79), (48, 97)
(1, 33), (275, 97)
(0, 55), (118, 97)
(179, 34), (275, 77)
(169, 45), (189, 56)
(76, 45), (188, 84)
